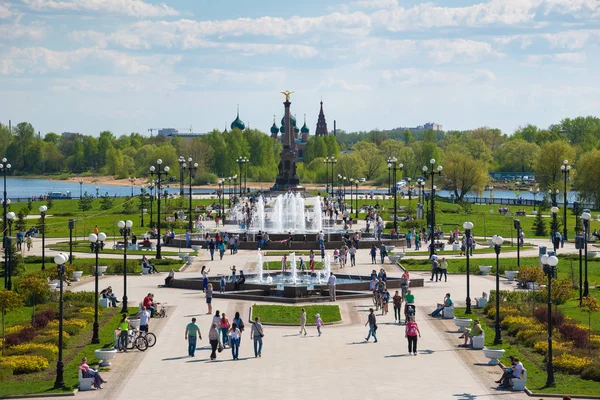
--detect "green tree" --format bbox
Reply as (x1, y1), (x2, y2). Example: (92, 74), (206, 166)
(123, 196), (135, 214)
(335, 153), (366, 180)
(573, 149), (600, 208)
(533, 140), (575, 194)
(79, 193), (93, 212)
(0, 123), (13, 157)
(354, 141), (383, 180)
(532, 212), (547, 236)
(495, 139), (540, 172)
(0, 291), (24, 355)
(443, 153), (489, 201)
(16, 275), (50, 327)
(100, 193), (114, 210)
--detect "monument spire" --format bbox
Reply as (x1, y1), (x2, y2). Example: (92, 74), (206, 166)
(315, 99), (328, 136)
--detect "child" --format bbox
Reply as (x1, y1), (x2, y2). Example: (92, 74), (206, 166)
(299, 256), (305, 272)
(219, 276), (226, 293)
(316, 313), (323, 337)
(382, 289), (390, 315)
(230, 265), (236, 282)
(333, 248), (339, 263)
(206, 283), (213, 314)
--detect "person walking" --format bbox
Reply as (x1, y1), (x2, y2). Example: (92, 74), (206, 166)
(201, 265), (210, 292)
(212, 310), (221, 345)
(208, 323), (219, 360)
(208, 239), (215, 261)
(228, 322), (241, 360)
(206, 283), (213, 314)
(365, 308), (377, 343)
(218, 240), (225, 260)
(370, 244), (377, 264)
(299, 308), (307, 336)
(185, 317), (202, 357)
(327, 272), (337, 301)
(349, 244), (356, 267)
(220, 312), (230, 347)
(251, 316), (264, 357)
(439, 257), (448, 282)
(309, 250), (315, 272)
(430, 255), (440, 282)
(379, 242), (387, 264)
(232, 312), (244, 343)
(405, 316), (421, 355)
(315, 313), (323, 337)
(393, 290), (403, 323)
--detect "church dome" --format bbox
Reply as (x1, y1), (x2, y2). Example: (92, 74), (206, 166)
(281, 115), (297, 127)
(301, 114), (309, 134)
(270, 122), (279, 135)
(230, 106), (245, 131)
(294, 125), (300, 134)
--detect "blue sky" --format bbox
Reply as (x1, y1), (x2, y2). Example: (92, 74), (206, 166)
(1, 0), (599, 136)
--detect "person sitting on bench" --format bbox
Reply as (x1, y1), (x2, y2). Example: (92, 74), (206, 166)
(165, 269), (175, 287)
(458, 319), (483, 347)
(429, 293), (452, 317)
(142, 255), (159, 274)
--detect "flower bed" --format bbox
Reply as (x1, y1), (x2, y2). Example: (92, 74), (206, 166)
(0, 355), (49, 374)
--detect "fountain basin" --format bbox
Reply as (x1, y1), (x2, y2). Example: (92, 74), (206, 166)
(48, 283), (58, 291)
(96, 266), (107, 276)
(191, 245), (202, 252)
(72, 271), (83, 281)
(186, 256), (195, 265)
(483, 348), (505, 365)
(454, 318), (472, 333)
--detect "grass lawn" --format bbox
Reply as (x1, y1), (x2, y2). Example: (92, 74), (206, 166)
(405, 245), (534, 256)
(46, 241), (194, 257)
(251, 305), (341, 325)
(263, 260), (324, 270)
(557, 288), (600, 331)
(0, 308), (121, 397)
(453, 308), (600, 396)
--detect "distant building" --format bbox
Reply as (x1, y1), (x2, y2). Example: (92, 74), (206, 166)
(315, 101), (328, 136)
(61, 132), (78, 138)
(385, 122), (443, 133)
(158, 128), (179, 136)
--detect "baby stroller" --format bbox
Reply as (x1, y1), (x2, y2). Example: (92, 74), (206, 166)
(404, 304), (416, 324)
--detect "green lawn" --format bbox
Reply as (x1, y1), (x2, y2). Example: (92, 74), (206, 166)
(557, 288), (600, 331)
(405, 245), (534, 256)
(453, 308), (600, 396)
(47, 241), (195, 257)
(251, 305), (341, 325)
(0, 307), (121, 397)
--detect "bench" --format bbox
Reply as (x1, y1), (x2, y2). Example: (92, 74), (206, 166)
(442, 306), (454, 319)
(472, 330), (484, 350)
(99, 298), (111, 308)
(78, 369), (94, 391)
(475, 296), (488, 309)
(141, 265), (152, 275)
(509, 368), (527, 391)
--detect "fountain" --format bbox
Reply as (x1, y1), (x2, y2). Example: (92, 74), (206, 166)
(256, 251), (264, 282)
(290, 252), (298, 284)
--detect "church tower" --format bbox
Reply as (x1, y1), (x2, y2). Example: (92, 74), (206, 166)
(315, 100), (328, 136)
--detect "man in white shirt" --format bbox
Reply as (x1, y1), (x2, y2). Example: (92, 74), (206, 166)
(328, 272), (337, 301)
(136, 306), (151, 333)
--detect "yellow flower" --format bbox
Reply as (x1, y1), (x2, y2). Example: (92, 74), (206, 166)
(554, 353), (593, 374)
(0, 355), (49, 374)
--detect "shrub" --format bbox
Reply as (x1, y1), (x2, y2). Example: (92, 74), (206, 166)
(533, 340), (568, 355)
(0, 364), (14, 380)
(550, 279), (575, 305)
(582, 364), (600, 382)
(501, 316), (542, 335)
(554, 353), (593, 374)
(63, 291), (96, 304)
(0, 355), (49, 374)
(517, 265), (545, 284)
(558, 323), (589, 348)
(33, 309), (56, 330)
(533, 307), (565, 328)
(4, 327), (36, 347)
(485, 306), (518, 321)
(6, 343), (58, 361)
(516, 329), (545, 343)
(5, 325), (26, 335)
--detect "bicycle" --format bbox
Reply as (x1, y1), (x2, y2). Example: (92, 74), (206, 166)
(118, 329), (149, 352)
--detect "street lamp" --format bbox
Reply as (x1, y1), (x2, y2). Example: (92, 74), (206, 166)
(560, 160), (571, 241)
(6, 211), (15, 236)
(489, 185), (494, 201)
(463, 221), (474, 314)
(40, 205), (48, 270)
(387, 157), (403, 233)
(79, 179), (83, 199)
(147, 181), (155, 228)
(236, 157), (248, 195)
(407, 177), (412, 203)
(349, 178), (354, 215)
(139, 186), (146, 227)
(117, 220), (132, 313)
(541, 253), (559, 387)
(325, 157), (337, 198)
(128, 177), (136, 197)
(514, 219), (521, 268)
(354, 179), (359, 218)
(424, 159), (443, 258)
(149, 159), (169, 259)
(183, 158), (198, 232)
(1, 158), (11, 281)
(551, 206), (559, 252)
(582, 212), (591, 297)
(530, 187), (540, 211)
(323, 157), (330, 197)
(95, 185), (99, 198)
(217, 179), (224, 220)
(4, 212), (15, 291)
(53, 253), (68, 389)
(178, 156), (186, 196)
(88, 232), (106, 344)
(337, 174), (343, 200)
(492, 234), (504, 345)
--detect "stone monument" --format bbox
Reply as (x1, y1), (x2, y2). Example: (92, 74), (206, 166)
(273, 90), (303, 191)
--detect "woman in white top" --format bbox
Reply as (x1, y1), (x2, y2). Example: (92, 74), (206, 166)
(212, 310), (221, 344)
(228, 322), (242, 360)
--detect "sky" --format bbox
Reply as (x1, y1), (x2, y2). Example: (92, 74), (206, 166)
(1, 0), (600, 137)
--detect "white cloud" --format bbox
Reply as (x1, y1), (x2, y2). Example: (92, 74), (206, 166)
(21, 0), (180, 17)
(526, 52), (587, 64)
(351, 0), (398, 9)
(319, 78), (371, 91)
(48, 74), (186, 92)
(423, 39), (503, 63)
(0, 47), (181, 75)
(225, 43), (318, 59)
(494, 29), (600, 50)
(0, 23), (46, 40)
(0, 1), (12, 18)
(382, 68), (496, 86)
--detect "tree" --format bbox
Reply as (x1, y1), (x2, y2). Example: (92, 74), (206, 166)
(123, 196), (135, 214)
(0, 123), (13, 157)
(443, 153), (489, 201)
(100, 193), (114, 210)
(16, 275), (50, 327)
(0, 290), (24, 355)
(354, 141), (383, 180)
(335, 153), (366, 180)
(573, 149), (600, 208)
(79, 193), (93, 212)
(533, 140), (575, 194)
(495, 139), (540, 172)
(581, 296), (600, 357)
(532, 212), (547, 236)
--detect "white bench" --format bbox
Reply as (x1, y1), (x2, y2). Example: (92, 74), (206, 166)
(78, 369), (94, 391)
(99, 298), (111, 308)
(443, 306), (454, 319)
(510, 368), (527, 391)
(475, 296), (488, 309)
(472, 330), (484, 350)
(142, 265), (152, 275)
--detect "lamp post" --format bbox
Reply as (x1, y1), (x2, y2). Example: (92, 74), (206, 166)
(1, 159), (11, 281)
(323, 157), (330, 197)
(575, 230), (584, 306)
(147, 182), (155, 228)
(560, 160), (570, 241)
(95, 185), (99, 198)
(328, 157), (337, 198)
(217, 179), (223, 219)
(354, 180), (359, 218)
(492, 234), (504, 345)
(6, 211), (14, 236)
(4, 213), (15, 290)
(88, 232), (106, 344)
(387, 157), (404, 233)
(514, 219), (521, 268)
(128, 177), (136, 197)
(463, 221), (474, 314)
(407, 177), (412, 203)
(150, 159), (169, 259)
(183, 158), (198, 232)
(117, 220), (132, 313)
(582, 212), (591, 297)
(423, 159), (443, 258)
(178, 156), (186, 196)
(541, 253), (559, 387)
(530, 187), (540, 211)
(489, 185), (494, 202)
(236, 157), (248, 196)
(227, 176), (232, 208)
(40, 205), (48, 270)
(79, 179), (83, 199)
(68, 219), (74, 263)
(140, 186), (146, 227)
(551, 206), (559, 252)
(53, 253), (68, 389)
